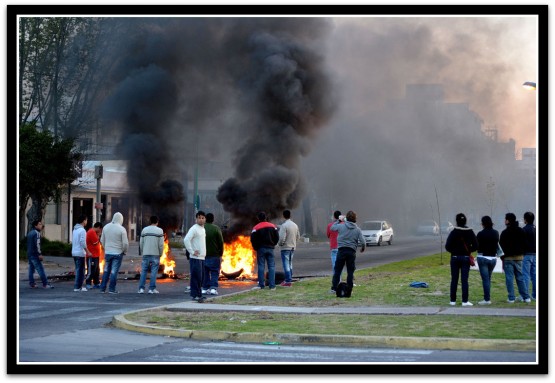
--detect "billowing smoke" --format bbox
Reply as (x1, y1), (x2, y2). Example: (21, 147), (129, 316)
(98, 18), (335, 236)
(216, 27), (336, 240)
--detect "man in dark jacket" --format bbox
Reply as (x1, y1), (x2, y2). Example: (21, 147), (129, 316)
(250, 211), (279, 290)
(202, 213), (224, 295)
(522, 212), (536, 300)
(26, 220), (53, 289)
(500, 212), (530, 303)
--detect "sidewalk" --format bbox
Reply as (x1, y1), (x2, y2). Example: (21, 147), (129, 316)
(26, 253), (537, 352)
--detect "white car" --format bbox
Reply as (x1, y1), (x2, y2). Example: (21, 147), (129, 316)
(360, 220), (394, 246)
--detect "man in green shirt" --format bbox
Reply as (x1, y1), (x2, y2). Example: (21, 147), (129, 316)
(202, 213), (224, 295)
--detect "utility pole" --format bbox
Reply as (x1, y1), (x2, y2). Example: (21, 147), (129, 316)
(94, 165), (103, 223)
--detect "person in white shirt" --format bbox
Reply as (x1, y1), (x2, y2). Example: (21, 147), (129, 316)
(184, 211), (207, 302)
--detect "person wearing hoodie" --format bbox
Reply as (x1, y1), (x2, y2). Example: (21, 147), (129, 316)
(500, 212), (531, 303)
(445, 213), (478, 307)
(329, 210), (365, 295)
(99, 212), (128, 294)
(71, 215), (92, 292)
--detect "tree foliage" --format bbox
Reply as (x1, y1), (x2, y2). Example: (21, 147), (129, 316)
(19, 123), (82, 237)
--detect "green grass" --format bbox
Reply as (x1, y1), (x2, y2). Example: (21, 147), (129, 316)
(124, 253), (537, 340)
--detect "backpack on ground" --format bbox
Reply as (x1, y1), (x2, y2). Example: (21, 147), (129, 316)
(336, 282), (352, 298)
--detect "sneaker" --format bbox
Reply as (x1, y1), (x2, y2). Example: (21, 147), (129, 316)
(42, 284), (54, 289)
(462, 301), (473, 306)
(524, 298), (531, 303)
(209, 288), (218, 295)
(251, 286), (262, 290)
(515, 296), (524, 302)
(86, 285), (92, 289)
(101, 290), (106, 294)
(329, 289), (336, 294)
(92, 285), (101, 289)
(478, 300), (491, 305)
(80, 287), (88, 292)
(148, 289), (160, 294)
(449, 301), (456, 306)
(197, 296), (206, 303)
(185, 286), (191, 292)
(108, 290), (119, 294)
(138, 288), (145, 294)
(280, 281), (292, 287)
(201, 289), (208, 294)
(269, 287), (276, 290)
(29, 284), (38, 289)
(74, 288), (81, 292)
(507, 299), (515, 303)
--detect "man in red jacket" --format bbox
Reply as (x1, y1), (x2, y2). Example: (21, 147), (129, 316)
(85, 222), (103, 289)
(250, 211), (279, 290)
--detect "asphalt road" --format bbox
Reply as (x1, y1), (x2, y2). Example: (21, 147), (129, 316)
(14, 235), (535, 370)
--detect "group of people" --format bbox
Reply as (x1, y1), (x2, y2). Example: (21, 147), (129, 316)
(446, 211), (536, 306)
(28, 208), (536, 306)
(249, 210), (300, 290)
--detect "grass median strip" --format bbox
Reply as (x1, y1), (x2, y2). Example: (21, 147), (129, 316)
(124, 253), (536, 341)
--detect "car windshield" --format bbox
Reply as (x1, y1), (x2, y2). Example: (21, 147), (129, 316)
(362, 222), (382, 230)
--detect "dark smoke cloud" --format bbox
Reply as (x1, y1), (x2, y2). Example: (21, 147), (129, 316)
(99, 18), (336, 236)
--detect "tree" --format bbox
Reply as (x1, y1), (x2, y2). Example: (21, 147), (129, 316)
(19, 123), (82, 239)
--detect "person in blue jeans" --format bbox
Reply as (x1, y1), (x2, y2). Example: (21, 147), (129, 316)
(99, 212), (129, 294)
(445, 213), (478, 306)
(138, 215), (164, 294)
(278, 209), (300, 287)
(250, 211), (279, 290)
(499, 212), (530, 303)
(522, 211), (536, 300)
(476, 215), (499, 305)
(71, 215), (92, 292)
(26, 220), (53, 289)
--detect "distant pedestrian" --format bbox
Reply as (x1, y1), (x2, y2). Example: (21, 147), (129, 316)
(184, 211), (207, 302)
(278, 209), (300, 287)
(26, 220), (53, 289)
(445, 213), (478, 306)
(138, 215), (164, 294)
(85, 222), (103, 289)
(250, 211), (279, 290)
(475, 216), (499, 305)
(522, 211), (536, 301)
(327, 210), (342, 273)
(72, 215), (93, 292)
(499, 212), (531, 303)
(99, 212), (129, 294)
(202, 213), (224, 296)
(329, 210), (365, 296)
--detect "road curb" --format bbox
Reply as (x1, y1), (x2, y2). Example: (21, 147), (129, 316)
(112, 310), (536, 352)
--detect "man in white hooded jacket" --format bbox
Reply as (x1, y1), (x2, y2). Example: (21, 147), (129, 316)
(100, 212), (128, 294)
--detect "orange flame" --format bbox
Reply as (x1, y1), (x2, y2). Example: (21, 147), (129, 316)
(160, 236), (175, 276)
(221, 235), (256, 278)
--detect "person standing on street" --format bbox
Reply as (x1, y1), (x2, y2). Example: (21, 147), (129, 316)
(72, 215), (93, 292)
(85, 222), (103, 289)
(26, 220), (53, 289)
(500, 212), (531, 303)
(202, 213), (224, 296)
(522, 211), (536, 301)
(445, 213), (478, 306)
(278, 209), (300, 287)
(138, 215), (164, 294)
(329, 210), (365, 295)
(327, 210), (342, 273)
(99, 212), (128, 294)
(250, 211), (279, 290)
(475, 215), (499, 305)
(184, 211), (207, 302)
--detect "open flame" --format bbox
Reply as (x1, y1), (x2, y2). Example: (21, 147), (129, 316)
(221, 235), (256, 278)
(160, 235), (175, 276)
